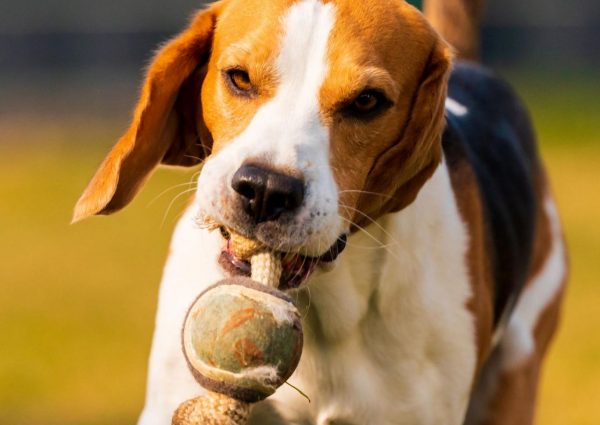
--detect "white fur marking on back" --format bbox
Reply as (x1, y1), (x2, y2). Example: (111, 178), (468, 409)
(500, 197), (565, 369)
(445, 98), (468, 117)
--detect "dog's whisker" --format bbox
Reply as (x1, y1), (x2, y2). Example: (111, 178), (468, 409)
(337, 214), (402, 262)
(337, 215), (386, 247)
(338, 240), (398, 250)
(338, 189), (394, 199)
(338, 203), (403, 250)
(337, 212), (380, 242)
(300, 285), (312, 320)
(190, 169), (203, 182)
(160, 188), (198, 229)
(170, 204), (194, 229)
(147, 181), (197, 207)
(183, 154), (207, 164)
(337, 206), (389, 246)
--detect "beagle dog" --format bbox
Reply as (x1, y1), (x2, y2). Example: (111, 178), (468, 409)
(74, 0), (567, 424)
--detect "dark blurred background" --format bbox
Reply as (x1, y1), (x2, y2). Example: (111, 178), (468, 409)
(1, 0), (599, 120)
(1, 1), (598, 425)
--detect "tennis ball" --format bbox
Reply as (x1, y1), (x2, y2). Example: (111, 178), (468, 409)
(182, 277), (303, 402)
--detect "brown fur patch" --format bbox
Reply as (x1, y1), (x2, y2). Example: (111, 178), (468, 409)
(320, 1), (452, 227)
(446, 150), (494, 379)
(73, 1), (227, 221)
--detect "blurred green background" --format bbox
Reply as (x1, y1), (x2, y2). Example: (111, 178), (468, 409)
(1, 1), (599, 424)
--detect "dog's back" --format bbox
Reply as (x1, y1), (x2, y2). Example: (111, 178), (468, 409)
(445, 63), (539, 326)
(426, 2), (567, 424)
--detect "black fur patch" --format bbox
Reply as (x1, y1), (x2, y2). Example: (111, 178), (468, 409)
(443, 62), (540, 326)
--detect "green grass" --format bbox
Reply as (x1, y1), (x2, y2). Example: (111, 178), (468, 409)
(502, 70), (600, 147)
(0, 74), (598, 424)
(0, 123), (198, 424)
(536, 144), (600, 425)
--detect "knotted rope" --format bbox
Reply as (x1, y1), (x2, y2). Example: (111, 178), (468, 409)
(172, 232), (283, 425)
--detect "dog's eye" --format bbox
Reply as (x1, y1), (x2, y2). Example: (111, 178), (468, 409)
(353, 91), (379, 112)
(345, 89), (391, 118)
(225, 69), (254, 95)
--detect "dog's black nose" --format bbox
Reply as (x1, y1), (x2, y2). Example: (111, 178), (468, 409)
(231, 164), (304, 223)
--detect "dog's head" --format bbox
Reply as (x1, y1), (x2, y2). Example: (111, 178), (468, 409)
(74, 0), (450, 262)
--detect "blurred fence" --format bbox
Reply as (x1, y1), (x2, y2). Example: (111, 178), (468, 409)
(0, 0), (598, 121)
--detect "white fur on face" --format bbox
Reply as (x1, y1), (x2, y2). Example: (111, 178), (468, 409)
(196, 0), (342, 256)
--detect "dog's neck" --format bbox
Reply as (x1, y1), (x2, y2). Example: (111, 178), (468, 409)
(261, 158), (477, 424)
(294, 158), (472, 342)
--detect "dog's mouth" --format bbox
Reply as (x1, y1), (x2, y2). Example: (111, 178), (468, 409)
(218, 228), (347, 290)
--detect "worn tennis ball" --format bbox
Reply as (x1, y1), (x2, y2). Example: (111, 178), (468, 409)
(182, 277), (303, 403)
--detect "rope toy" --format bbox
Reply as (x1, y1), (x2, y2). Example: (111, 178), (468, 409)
(172, 232), (303, 425)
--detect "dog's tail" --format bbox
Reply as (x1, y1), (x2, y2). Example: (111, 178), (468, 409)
(423, 0), (484, 61)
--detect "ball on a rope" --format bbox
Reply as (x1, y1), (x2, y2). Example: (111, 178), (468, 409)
(182, 276), (303, 403)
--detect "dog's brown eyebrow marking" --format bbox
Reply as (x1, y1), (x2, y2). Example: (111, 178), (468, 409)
(321, 64), (401, 118)
(230, 44), (252, 55)
(217, 44), (252, 69)
(360, 67), (400, 98)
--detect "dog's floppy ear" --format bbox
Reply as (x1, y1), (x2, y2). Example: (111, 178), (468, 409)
(358, 36), (452, 223)
(73, 2), (225, 222)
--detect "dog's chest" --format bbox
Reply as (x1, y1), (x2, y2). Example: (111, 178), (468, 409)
(149, 162), (477, 425)
(248, 163), (477, 425)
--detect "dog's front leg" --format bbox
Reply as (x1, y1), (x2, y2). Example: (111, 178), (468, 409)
(138, 206), (226, 425)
